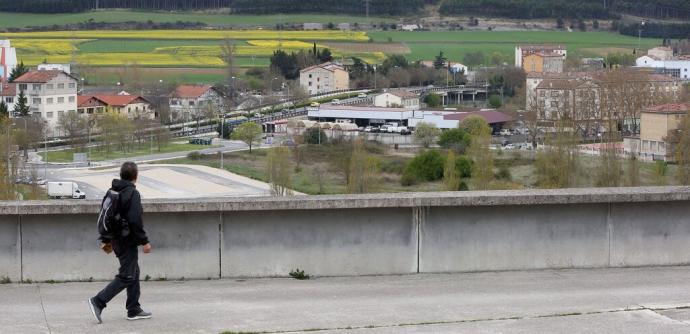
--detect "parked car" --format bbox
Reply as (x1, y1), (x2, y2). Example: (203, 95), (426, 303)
(357, 93), (367, 98)
(363, 126), (374, 133)
(331, 98), (340, 103)
(47, 182), (86, 199)
(504, 144), (516, 150)
(310, 102), (320, 107)
(500, 129), (512, 136)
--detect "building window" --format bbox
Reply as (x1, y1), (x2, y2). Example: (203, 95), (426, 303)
(68, 96), (75, 102)
(33, 112), (41, 118)
(309, 74), (312, 78)
(46, 84), (54, 90)
(47, 98), (54, 104)
(68, 83), (76, 89)
(32, 84), (42, 91)
(46, 112), (54, 118)
(189, 101), (195, 106)
(5, 97), (13, 103)
(550, 101), (558, 108)
(58, 83), (65, 89)
(18, 84), (27, 91)
(32, 98), (41, 104)
(58, 111), (64, 117)
(642, 140), (649, 149)
(58, 97), (64, 103)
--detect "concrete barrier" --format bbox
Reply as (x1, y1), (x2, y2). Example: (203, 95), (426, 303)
(1, 187), (689, 281)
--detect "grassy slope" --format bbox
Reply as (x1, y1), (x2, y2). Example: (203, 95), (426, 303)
(369, 30), (661, 61)
(0, 10), (394, 29)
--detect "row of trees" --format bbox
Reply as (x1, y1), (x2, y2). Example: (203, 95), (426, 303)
(270, 46), (332, 80)
(439, 0), (610, 19)
(0, 0), (232, 13)
(0, 0), (422, 14)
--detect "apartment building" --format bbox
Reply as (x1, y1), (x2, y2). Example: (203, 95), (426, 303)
(638, 103), (690, 162)
(515, 44), (567, 68)
(299, 62), (349, 95)
(12, 70), (78, 129)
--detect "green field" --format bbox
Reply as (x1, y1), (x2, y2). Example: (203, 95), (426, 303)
(369, 31), (661, 62)
(40, 143), (218, 163)
(0, 10), (394, 29)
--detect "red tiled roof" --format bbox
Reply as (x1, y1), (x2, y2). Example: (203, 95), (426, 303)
(300, 62), (345, 73)
(77, 95), (106, 108)
(13, 70), (72, 83)
(0, 82), (15, 96)
(170, 84), (214, 98)
(443, 110), (514, 124)
(93, 95), (149, 107)
(644, 103), (690, 114)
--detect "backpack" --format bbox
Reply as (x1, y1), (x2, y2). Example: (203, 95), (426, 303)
(97, 189), (130, 242)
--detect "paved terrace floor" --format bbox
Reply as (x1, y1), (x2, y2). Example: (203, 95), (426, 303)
(3, 267), (690, 334)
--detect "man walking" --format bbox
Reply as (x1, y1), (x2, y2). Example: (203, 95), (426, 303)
(88, 162), (152, 323)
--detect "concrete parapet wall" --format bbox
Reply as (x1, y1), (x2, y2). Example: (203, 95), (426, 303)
(0, 187), (689, 281)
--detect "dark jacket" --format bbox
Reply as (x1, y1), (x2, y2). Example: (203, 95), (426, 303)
(111, 179), (149, 247)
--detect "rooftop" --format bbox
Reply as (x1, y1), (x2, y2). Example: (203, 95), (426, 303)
(92, 94), (149, 107)
(443, 110), (514, 124)
(301, 62), (345, 73)
(318, 105), (409, 112)
(0, 82), (15, 96)
(12, 70), (74, 83)
(170, 84), (216, 99)
(644, 103), (690, 114)
(384, 89), (418, 99)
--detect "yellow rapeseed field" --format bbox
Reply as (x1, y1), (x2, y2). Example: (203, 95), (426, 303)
(11, 39), (91, 55)
(0, 30), (369, 41)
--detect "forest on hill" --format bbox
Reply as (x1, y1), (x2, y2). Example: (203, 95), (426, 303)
(0, 0), (688, 20)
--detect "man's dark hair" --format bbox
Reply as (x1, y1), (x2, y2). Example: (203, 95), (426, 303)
(120, 162), (138, 181)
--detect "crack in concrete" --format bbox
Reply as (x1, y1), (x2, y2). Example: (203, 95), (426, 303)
(232, 304), (690, 334)
(36, 285), (52, 334)
(638, 304), (690, 326)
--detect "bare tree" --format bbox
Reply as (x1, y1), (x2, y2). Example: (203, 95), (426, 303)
(534, 120), (579, 188)
(414, 122), (441, 148)
(58, 111), (87, 150)
(675, 112), (690, 185)
(266, 146), (293, 196)
(347, 138), (379, 194)
(461, 116), (494, 190)
(442, 150), (460, 191)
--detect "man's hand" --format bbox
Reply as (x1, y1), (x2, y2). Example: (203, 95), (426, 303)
(100, 242), (113, 254)
(143, 243), (152, 254)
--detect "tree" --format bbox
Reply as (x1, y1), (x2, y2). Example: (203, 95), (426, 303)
(578, 19), (586, 31)
(347, 139), (379, 194)
(462, 116), (494, 190)
(266, 146), (293, 196)
(318, 48), (333, 63)
(414, 122), (441, 148)
(424, 93), (442, 108)
(232, 122), (262, 153)
(654, 161), (668, 185)
(463, 51), (485, 69)
(153, 126), (171, 151)
(221, 39), (238, 82)
(443, 150), (460, 191)
(626, 141), (641, 187)
(534, 120), (579, 188)
(402, 150), (445, 184)
(8, 61), (28, 83)
(57, 111), (86, 150)
(675, 113), (690, 185)
(438, 128), (471, 153)
(556, 18), (564, 29)
(593, 19), (600, 30)
(14, 90), (29, 117)
(0, 101), (8, 119)
(433, 51), (447, 70)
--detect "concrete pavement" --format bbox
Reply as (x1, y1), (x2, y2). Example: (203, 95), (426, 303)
(2, 267), (690, 333)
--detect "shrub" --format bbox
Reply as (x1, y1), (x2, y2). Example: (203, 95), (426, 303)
(400, 169), (418, 186)
(404, 150), (445, 182)
(438, 128), (471, 153)
(488, 94), (502, 108)
(303, 127), (328, 145)
(455, 155), (473, 178)
(187, 151), (203, 160)
(424, 93), (442, 108)
(497, 166), (511, 180)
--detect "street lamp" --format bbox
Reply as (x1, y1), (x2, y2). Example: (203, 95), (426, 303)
(638, 21), (645, 50)
(373, 65), (377, 90)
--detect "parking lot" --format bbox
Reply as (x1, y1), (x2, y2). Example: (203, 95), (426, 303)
(49, 164), (272, 200)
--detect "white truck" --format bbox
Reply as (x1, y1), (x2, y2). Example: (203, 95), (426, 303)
(47, 182), (86, 199)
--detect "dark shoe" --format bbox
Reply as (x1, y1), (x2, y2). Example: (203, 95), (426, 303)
(127, 310), (152, 321)
(88, 297), (103, 324)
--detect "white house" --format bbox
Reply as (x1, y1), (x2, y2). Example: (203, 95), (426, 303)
(0, 40), (18, 81)
(169, 84), (224, 122)
(401, 24), (422, 31)
(299, 62), (349, 95)
(373, 90), (420, 109)
(12, 70), (78, 130)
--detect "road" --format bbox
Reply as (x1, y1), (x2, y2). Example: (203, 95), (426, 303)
(27, 139), (274, 200)
(2, 266), (690, 333)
